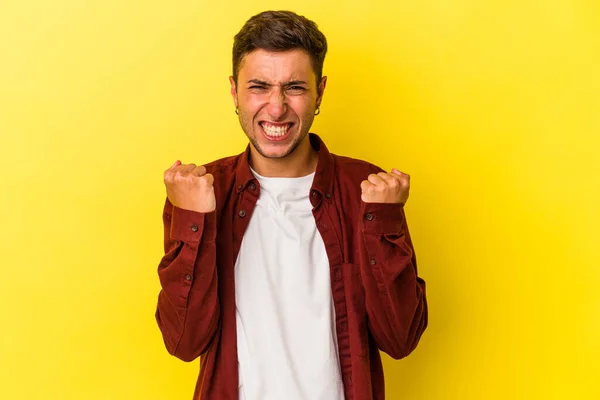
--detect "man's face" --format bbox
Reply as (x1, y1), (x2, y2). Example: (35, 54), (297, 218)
(230, 49), (326, 160)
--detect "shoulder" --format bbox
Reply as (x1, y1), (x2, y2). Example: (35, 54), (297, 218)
(203, 153), (243, 175)
(332, 153), (385, 177)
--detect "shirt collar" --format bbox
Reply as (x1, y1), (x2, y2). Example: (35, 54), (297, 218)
(234, 133), (335, 198)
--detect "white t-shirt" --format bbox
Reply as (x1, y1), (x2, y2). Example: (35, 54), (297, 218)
(235, 168), (344, 400)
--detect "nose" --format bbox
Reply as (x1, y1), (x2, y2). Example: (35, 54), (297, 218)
(266, 87), (287, 119)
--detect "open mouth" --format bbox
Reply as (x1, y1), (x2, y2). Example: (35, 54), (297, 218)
(259, 122), (294, 141)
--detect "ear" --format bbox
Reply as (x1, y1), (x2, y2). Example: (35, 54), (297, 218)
(316, 76), (327, 107)
(229, 76), (238, 108)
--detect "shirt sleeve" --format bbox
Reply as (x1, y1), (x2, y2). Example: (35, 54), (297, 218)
(358, 201), (428, 359)
(155, 198), (220, 362)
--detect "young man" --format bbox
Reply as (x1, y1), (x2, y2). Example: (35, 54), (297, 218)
(156, 10), (427, 400)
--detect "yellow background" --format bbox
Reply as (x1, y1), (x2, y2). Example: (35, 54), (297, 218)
(1, 0), (599, 399)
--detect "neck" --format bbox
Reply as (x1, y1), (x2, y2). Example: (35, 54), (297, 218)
(249, 137), (318, 177)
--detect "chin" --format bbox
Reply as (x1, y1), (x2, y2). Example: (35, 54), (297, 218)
(254, 143), (294, 159)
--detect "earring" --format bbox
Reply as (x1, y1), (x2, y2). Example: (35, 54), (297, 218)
(235, 107), (239, 115)
(314, 107), (320, 116)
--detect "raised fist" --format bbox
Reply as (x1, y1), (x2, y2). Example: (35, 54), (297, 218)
(164, 160), (216, 213)
(360, 168), (410, 205)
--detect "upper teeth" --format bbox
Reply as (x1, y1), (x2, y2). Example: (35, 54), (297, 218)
(262, 123), (289, 137)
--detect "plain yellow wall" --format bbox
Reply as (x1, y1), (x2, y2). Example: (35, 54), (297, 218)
(1, 0), (599, 399)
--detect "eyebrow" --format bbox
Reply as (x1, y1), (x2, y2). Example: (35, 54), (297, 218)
(247, 79), (308, 86)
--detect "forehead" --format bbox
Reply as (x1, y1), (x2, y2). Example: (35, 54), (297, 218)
(238, 49), (315, 83)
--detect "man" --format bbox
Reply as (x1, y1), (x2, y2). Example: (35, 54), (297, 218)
(156, 10), (427, 400)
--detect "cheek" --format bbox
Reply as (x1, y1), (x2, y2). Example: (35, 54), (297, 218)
(241, 93), (264, 108)
(242, 97), (257, 109)
(290, 98), (316, 118)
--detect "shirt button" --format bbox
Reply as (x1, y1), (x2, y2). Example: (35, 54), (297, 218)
(191, 224), (198, 232)
(185, 274), (192, 281)
(325, 193), (331, 199)
(341, 321), (348, 331)
(370, 258), (377, 266)
(237, 184), (243, 190)
(239, 210), (246, 218)
(250, 183), (257, 190)
(365, 213), (374, 221)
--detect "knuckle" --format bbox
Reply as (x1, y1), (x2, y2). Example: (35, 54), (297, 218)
(198, 174), (213, 186)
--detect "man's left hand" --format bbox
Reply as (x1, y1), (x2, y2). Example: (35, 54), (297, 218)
(360, 168), (410, 205)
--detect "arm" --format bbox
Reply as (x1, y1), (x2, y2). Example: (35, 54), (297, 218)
(155, 161), (219, 362)
(155, 199), (220, 362)
(359, 202), (427, 359)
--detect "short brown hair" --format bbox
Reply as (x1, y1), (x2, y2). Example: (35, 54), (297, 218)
(232, 10), (328, 84)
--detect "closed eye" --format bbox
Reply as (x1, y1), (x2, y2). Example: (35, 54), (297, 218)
(287, 86), (307, 93)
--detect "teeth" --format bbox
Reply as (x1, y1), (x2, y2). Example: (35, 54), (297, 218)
(262, 123), (289, 137)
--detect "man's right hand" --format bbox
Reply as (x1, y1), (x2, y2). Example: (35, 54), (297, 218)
(164, 160), (216, 213)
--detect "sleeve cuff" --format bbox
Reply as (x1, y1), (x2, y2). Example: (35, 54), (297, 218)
(360, 202), (405, 235)
(170, 205), (217, 243)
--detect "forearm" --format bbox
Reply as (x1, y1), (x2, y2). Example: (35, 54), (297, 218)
(359, 202), (428, 359)
(155, 199), (220, 362)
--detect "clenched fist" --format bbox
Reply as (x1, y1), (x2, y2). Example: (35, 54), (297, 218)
(164, 160), (216, 213)
(360, 168), (410, 205)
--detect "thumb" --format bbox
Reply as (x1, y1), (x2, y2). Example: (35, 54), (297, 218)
(203, 173), (215, 186)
